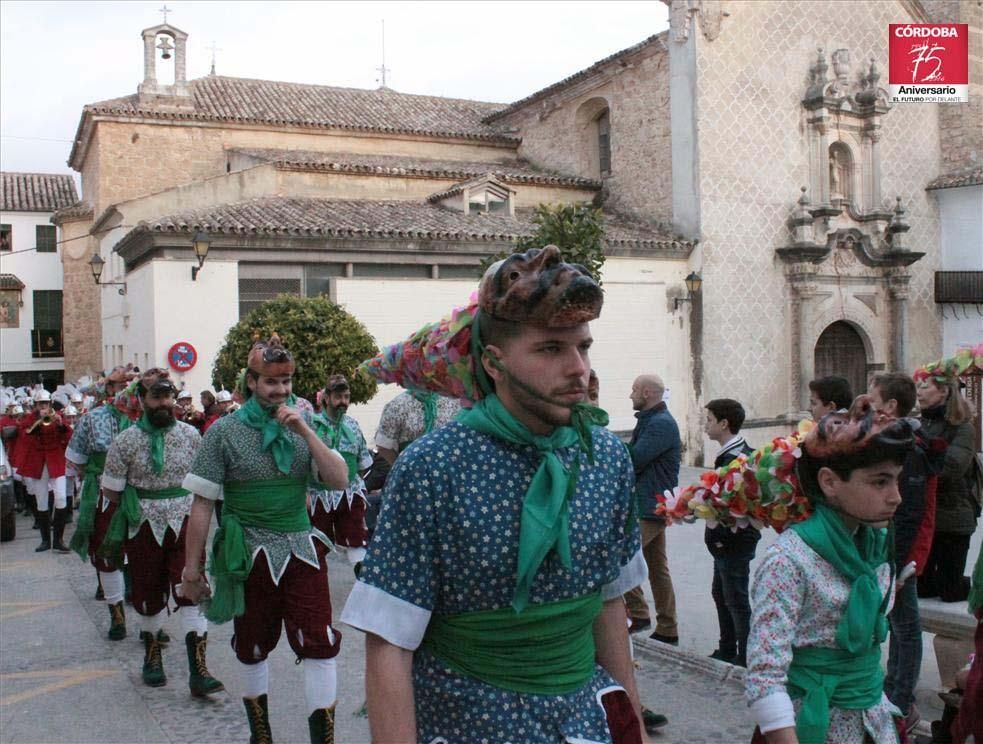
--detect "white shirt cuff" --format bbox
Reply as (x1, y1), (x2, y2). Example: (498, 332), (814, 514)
(182, 473), (222, 501)
(100, 474), (127, 492)
(601, 549), (648, 600)
(344, 547), (367, 565)
(65, 446), (89, 465)
(341, 580), (431, 651)
(750, 692), (796, 734)
(374, 433), (398, 451)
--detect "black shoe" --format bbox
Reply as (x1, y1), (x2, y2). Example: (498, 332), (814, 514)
(628, 618), (651, 634)
(642, 708), (668, 733)
(708, 648), (735, 663)
(95, 584), (105, 601)
(649, 632), (679, 646)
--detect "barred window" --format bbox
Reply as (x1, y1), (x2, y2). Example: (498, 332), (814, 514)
(33, 289), (62, 329)
(36, 225), (57, 253)
(238, 277), (301, 319)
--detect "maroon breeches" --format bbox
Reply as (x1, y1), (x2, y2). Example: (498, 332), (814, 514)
(90, 496), (119, 572)
(231, 541), (341, 664)
(125, 518), (194, 617)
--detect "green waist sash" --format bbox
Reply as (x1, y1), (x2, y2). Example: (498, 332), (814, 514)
(69, 452), (107, 561)
(421, 592), (602, 695)
(206, 477), (310, 624)
(787, 644), (884, 744)
(99, 484), (189, 563)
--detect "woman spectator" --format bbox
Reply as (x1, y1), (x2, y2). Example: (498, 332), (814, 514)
(917, 373), (977, 602)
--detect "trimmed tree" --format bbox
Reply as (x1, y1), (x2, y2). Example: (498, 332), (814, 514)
(480, 203), (607, 283)
(212, 294), (379, 404)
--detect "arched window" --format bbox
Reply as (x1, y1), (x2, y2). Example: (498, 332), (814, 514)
(575, 97), (612, 180)
(828, 141), (853, 203)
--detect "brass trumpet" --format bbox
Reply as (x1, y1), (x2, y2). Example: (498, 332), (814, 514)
(26, 413), (57, 433)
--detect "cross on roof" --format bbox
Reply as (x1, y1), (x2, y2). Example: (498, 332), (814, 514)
(207, 41), (223, 75)
(159, 5), (172, 24)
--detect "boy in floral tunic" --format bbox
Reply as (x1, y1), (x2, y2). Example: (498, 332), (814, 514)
(746, 400), (914, 743)
(343, 246), (648, 743)
(101, 378), (222, 696)
(179, 335), (348, 743)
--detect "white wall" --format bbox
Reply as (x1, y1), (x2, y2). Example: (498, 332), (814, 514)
(935, 185), (983, 353)
(0, 210), (64, 376)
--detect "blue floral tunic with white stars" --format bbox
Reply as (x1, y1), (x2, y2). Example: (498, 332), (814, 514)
(342, 420), (647, 744)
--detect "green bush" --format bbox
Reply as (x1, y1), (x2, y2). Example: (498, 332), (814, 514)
(213, 294), (379, 404)
(480, 203), (606, 284)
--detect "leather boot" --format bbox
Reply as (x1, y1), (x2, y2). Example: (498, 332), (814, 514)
(185, 632), (224, 697)
(35, 510), (51, 552)
(308, 705), (335, 744)
(29, 493), (39, 529)
(140, 631), (166, 687)
(52, 507), (70, 552)
(243, 694), (273, 744)
(107, 601), (127, 641)
(95, 571), (105, 601)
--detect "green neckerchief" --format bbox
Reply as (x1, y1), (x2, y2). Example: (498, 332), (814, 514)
(410, 390), (438, 434)
(207, 477), (310, 624)
(98, 484), (189, 563)
(791, 502), (891, 653)
(107, 403), (134, 434)
(457, 394), (608, 612)
(969, 544), (983, 614)
(312, 412), (358, 482)
(135, 411), (174, 475)
(786, 645), (884, 743)
(422, 592), (602, 694)
(235, 396), (294, 475)
(69, 452), (108, 561)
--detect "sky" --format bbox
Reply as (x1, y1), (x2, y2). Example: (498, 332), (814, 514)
(0, 0), (669, 180)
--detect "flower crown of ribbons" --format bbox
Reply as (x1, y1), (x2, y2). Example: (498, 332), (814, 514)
(913, 344), (983, 385)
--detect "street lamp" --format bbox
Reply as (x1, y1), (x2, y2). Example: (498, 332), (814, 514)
(191, 232), (210, 281)
(88, 253), (127, 295)
(673, 271), (702, 310)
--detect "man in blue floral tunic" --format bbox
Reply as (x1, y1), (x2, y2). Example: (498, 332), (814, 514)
(343, 246), (649, 743)
(179, 335), (348, 743)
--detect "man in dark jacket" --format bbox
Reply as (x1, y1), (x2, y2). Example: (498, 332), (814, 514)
(623, 374), (681, 644)
(703, 398), (758, 667)
(870, 372), (932, 731)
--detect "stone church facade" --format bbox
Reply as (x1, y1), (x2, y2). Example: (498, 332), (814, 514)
(57, 0), (980, 461)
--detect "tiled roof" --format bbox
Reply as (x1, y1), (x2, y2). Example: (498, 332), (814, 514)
(78, 76), (514, 146)
(123, 196), (693, 251)
(51, 200), (94, 224)
(1, 172), (79, 213)
(0, 273), (26, 291)
(427, 174), (516, 204)
(485, 32), (667, 123)
(926, 165), (983, 190)
(230, 148), (600, 190)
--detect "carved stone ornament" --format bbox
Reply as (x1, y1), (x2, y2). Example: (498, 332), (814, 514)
(665, 0), (727, 43)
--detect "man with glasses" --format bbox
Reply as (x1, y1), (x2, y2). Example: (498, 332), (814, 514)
(179, 335), (348, 743)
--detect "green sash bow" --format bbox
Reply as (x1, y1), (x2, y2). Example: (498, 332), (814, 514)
(98, 485), (189, 563)
(235, 397), (294, 475)
(69, 452), (107, 560)
(312, 413), (358, 482)
(457, 394), (608, 612)
(422, 592), (602, 694)
(786, 645), (884, 744)
(410, 390), (438, 434)
(206, 477), (310, 623)
(135, 412), (174, 474)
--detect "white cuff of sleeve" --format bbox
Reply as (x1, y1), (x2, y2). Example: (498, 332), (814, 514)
(374, 433), (398, 451)
(65, 446), (89, 465)
(344, 547), (367, 565)
(100, 474), (127, 492)
(340, 580), (431, 651)
(601, 549), (649, 600)
(182, 473), (222, 501)
(750, 692), (796, 734)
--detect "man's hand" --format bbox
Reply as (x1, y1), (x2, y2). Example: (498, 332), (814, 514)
(176, 567), (211, 603)
(275, 405), (311, 435)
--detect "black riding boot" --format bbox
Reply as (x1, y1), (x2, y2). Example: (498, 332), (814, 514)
(52, 507), (70, 552)
(35, 510), (50, 551)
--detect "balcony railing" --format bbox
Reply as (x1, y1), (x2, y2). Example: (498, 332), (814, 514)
(935, 271), (983, 303)
(31, 329), (63, 358)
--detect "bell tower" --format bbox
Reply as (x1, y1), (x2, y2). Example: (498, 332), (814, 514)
(137, 19), (193, 107)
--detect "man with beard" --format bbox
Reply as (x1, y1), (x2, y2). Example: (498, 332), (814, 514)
(100, 377), (223, 696)
(17, 389), (73, 553)
(308, 375), (371, 564)
(179, 335), (348, 743)
(343, 246), (648, 743)
(67, 366), (139, 635)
